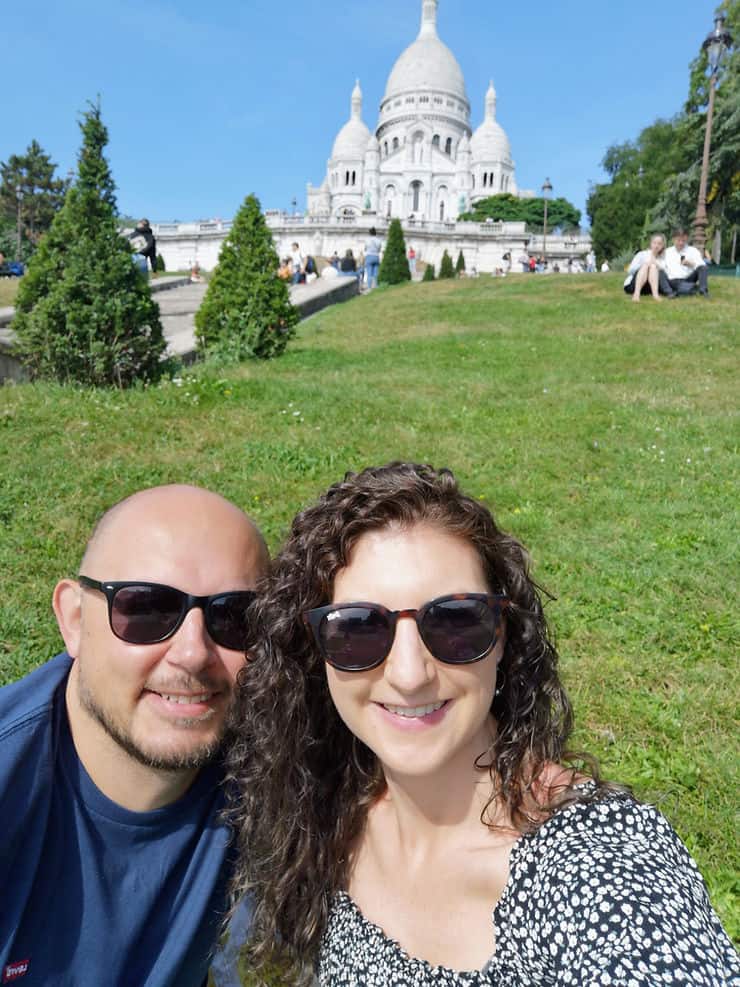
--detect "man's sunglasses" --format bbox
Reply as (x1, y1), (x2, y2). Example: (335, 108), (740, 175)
(78, 576), (256, 650)
(303, 593), (509, 672)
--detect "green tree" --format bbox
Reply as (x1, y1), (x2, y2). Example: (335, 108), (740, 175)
(422, 262), (435, 281)
(587, 0), (739, 262)
(455, 250), (466, 274)
(438, 250), (455, 279)
(195, 194), (298, 359)
(587, 119), (687, 261)
(459, 193), (581, 231)
(0, 140), (69, 258)
(12, 101), (166, 386)
(651, 0), (739, 258)
(378, 218), (411, 284)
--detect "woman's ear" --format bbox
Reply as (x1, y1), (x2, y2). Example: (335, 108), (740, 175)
(53, 579), (83, 658)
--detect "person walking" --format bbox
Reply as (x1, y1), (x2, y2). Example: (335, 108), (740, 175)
(364, 227), (382, 290)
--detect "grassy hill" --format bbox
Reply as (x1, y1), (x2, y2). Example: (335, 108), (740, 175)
(1, 272), (737, 940)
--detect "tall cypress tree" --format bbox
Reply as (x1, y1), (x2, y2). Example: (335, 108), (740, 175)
(455, 250), (466, 274)
(439, 250), (455, 279)
(378, 218), (411, 285)
(13, 101), (165, 386)
(195, 194), (298, 360)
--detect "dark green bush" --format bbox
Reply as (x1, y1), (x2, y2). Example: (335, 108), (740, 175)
(155, 253), (166, 272)
(439, 250), (455, 279)
(422, 263), (435, 281)
(455, 250), (466, 274)
(195, 194), (297, 360)
(378, 218), (410, 285)
(12, 102), (165, 387)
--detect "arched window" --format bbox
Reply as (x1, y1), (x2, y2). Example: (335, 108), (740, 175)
(432, 134), (440, 148)
(392, 137), (399, 152)
(483, 173), (487, 188)
(387, 200), (392, 217)
(411, 181), (422, 212)
(384, 141), (388, 157)
(439, 201), (445, 221)
(351, 170), (356, 186)
(445, 137), (452, 155)
(345, 171), (349, 186)
(472, 174), (475, 189)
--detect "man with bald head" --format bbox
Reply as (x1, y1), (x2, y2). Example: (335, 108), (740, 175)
(0, 485), (268, 987)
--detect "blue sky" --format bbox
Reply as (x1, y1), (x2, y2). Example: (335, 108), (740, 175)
(3, 0), (719, 225)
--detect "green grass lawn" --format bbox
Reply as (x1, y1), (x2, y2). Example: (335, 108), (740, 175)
(1, 273), (737, 942)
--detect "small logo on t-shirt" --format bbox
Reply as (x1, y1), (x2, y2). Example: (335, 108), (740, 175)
(3, 960), (29, 982)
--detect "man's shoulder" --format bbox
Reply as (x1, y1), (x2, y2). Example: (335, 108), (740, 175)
(0, 652), (71, 742)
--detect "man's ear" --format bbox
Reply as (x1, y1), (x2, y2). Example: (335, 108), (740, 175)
(53, 579), (83, 658)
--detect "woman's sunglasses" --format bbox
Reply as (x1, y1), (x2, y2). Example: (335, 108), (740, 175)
(78, 576), (256, 650)
(303, 593), (509, 672)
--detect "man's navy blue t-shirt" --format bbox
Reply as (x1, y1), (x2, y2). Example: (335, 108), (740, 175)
(0, 653), (234, 987)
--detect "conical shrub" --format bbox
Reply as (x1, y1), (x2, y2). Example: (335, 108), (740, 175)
(195, 194), (298, 360)
(12, 102), (165, 386)
(378, 219), (411, 285)
(439, 250), (455, 279)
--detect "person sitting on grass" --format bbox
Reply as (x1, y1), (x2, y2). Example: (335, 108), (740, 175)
(623, 234), (674, 301)
(0, 485), (268, 987)
(664, 227), (709, 297)
(226, 462), (739, 986)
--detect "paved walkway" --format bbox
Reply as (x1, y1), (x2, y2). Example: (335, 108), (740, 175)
(0, 274), (360, 380)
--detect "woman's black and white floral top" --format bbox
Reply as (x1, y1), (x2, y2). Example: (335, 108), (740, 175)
(318, 795), (739, 985)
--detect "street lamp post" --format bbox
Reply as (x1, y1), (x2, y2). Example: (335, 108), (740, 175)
(15, 184), (23, 262)
(542, 177), (553, 265)
(692, 15), (732, 251)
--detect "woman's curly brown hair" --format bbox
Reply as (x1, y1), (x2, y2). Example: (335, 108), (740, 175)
(225, 462), (621, 975)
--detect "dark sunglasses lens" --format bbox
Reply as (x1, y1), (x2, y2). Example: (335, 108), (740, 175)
(319, 607), (392, 670)
(421, 598), (497, 663)
(111, 584), (183, 643)
(207, 592), (255, 650)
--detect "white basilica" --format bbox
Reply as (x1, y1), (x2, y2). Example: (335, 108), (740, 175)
(150, 0), (591, 274)
(307, 0), (528, 223)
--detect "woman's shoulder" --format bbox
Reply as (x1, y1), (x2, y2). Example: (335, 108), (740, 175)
(495, 792), (739, 984)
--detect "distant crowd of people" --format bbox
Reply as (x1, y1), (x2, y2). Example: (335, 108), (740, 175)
(278, 228), (385, 291)
(624, 228), (710, 302)
(514, 250), (600, 275)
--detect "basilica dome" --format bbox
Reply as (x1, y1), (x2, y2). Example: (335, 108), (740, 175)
(470, 82), (512, 163)
(331, 81), (371, 161)
(383, 0), (467, 102)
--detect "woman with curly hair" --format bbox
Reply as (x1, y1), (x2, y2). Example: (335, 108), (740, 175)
(226, 463), (738, 985)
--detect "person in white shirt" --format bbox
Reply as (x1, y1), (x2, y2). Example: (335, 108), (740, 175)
(600, 260), (610, 273)
(664, 228), (709, 296)
(623, 234), (674, 302)
(290, 243), (305, 285)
